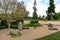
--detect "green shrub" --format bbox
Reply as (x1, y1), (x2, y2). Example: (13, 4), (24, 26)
(30, 20), (38, 24)
(11, 19), (23, 29)
(24, 23), (32, 27)
(24, 23), (41, 27)
(11, 19), (23, 25)
(16, 19), (23, 23)
(31, 23), (40, 26)
(11, 21), (18, 25)
(1, 20), (7, 26)
(11, 25), (18, 29)
(0, 20), (8, 29)
(0, 26), (7, 29)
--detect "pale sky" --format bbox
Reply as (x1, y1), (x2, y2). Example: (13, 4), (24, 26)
(17, 0), (60, 17)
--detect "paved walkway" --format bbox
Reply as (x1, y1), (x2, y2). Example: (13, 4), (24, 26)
(0, 25), (60, 40)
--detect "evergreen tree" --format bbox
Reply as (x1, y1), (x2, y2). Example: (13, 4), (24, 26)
(47, 0), (55, 20)
(33, 0), (38, 19)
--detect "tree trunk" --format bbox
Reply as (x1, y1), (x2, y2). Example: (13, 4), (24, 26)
(7, 19), (11, 34)
(8, 22), (11, 29)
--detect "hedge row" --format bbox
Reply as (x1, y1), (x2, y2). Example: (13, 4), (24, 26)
(0, 19), (23, 29)
(0, 20), (8, 29)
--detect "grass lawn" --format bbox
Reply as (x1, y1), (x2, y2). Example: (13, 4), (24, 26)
(36, 31), (60, 40)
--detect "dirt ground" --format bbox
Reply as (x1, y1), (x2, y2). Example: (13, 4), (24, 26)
(0, 25), (60, 40)
(24, 20), (60, 25)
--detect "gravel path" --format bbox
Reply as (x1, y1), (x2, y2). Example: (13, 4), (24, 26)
(0, 25), (60, 40)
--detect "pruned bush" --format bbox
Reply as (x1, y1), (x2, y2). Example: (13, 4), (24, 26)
(30, 23), (40, 26)
(11, 25), (18, 29)
(0, 20), (8, 29)
(30, 20), (38, 24)
(11, 19), (23, 25)
(11, 21), (18, 25)
(24, 23), (41, 27)
(16, 19), (23, 23)
(11, 19), (23, 29)
(1, 20), (7, 26)
(0, 26), (7, 29)
(24, 19), (42, 28)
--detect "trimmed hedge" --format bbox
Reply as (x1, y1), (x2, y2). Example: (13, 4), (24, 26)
(0, 20), (8, 29)
(30, 20), (38, 24)
(11, 19), (23, 25)
(24, 20), (42, 28)
(0, 26), (7, 29)
(11, 19), (23, 29)
(16, 19), (23, 23)
(24, 23), (41, 27)
(11, 25), (18, 29)
(1, 20), (7, 26)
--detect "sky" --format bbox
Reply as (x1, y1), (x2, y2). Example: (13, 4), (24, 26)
(17, 0), (60, 17)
